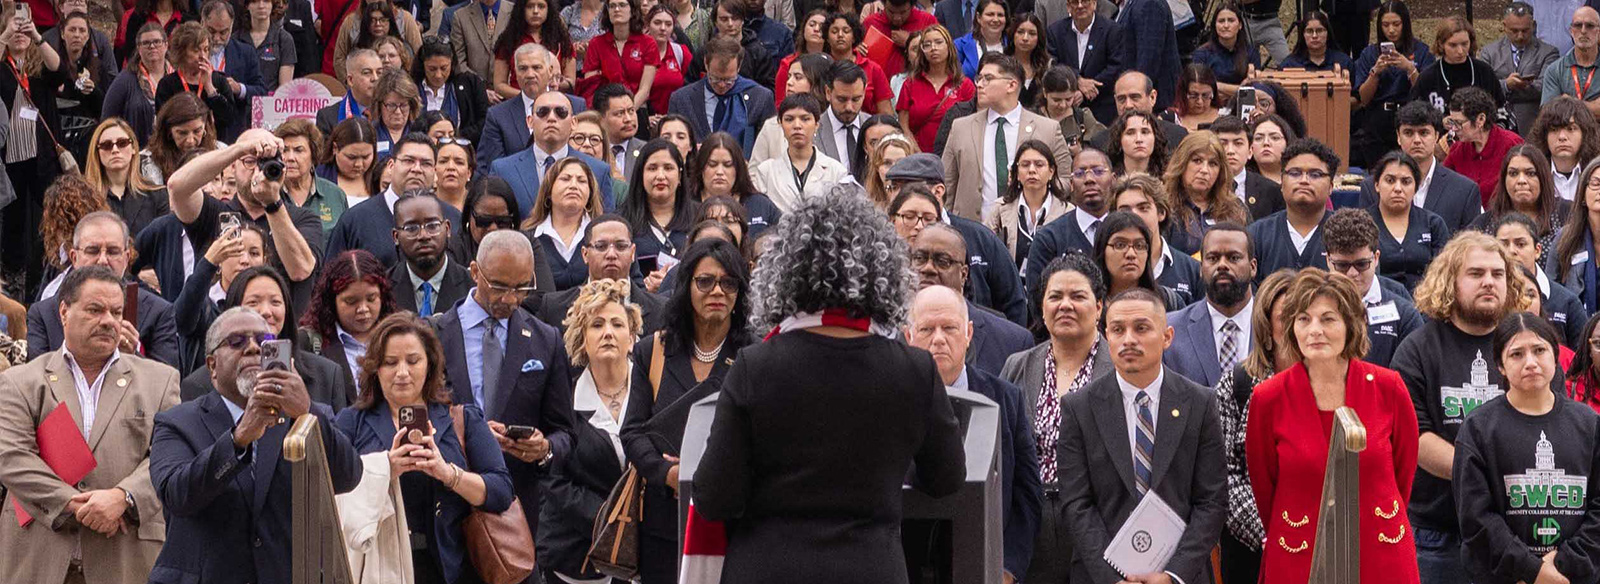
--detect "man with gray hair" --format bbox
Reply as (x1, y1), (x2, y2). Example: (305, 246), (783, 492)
(148, 306), (362, 584)
(316, 48), (383, 135)
(432, 229), (574, 541)
(1481, 2), (1560, 135)
(27, 211), (180, 367)
(477, 43), (589, 167)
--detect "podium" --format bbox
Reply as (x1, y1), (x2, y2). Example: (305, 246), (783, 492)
(677, 390), (1004, 583)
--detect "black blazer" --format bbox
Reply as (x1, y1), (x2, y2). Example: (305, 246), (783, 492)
(1045, 17), (1126, 124)
(535, 282), (666, 336)
(1057, 369), (1227, 584)
(1236, 171), (1286, 222)
(445, 71), (491, 144)
(1025, 208), (1100, 292)
(26, 287), (181, 368)
(1357, 163), (1484, 232)
(133, 211), (192, 304)
(148, 393), (362, 584)
(538, 393), (628, 578)
(387, 258), (472, 316)
(325, 195), (463, 266)
(107, 188), (171, 240)
(434, 303), (575, 537)
(968, 301), (1035, 377)
(179, 349), (353, 411)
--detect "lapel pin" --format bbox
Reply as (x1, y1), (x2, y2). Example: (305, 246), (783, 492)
(117, 378), (128, 388)
(1366, 374), (1375, 381)
(1024, 125), (1033, 133)
(520, 329), (532, 338)
(1171, 409), (1180, 418)
(1249, 196), (1257, 204)
(49, 375), (58, 382)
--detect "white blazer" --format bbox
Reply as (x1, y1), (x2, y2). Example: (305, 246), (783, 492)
(751, 149), (852, 213)
(338, 451), (416, 584)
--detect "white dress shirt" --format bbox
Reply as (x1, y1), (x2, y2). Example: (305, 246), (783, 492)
(981, 104), (1024, 219)
(1207, 297), (1254, 364)
(1152, 238), (1174, 279)
(1553, 161), (1583, 202)
(62, 349), (122, 439)
(1362, 277), (1384, 306)
(1076, 205), (1104, 242)
(571, 365), (631, 467)
(534, 214), (592, 262)
(1414, 161), (1436, 209)
(1286, 219), (1318, 255)
(424, 82), (447, 111)
(826, 109), (862, 173)
(945, 366), (971, 393)
(1115, 366), (1165, 460)
(382, 187), (401, 214)
(531, 144), (573, 176)
(1073, 17), (1095, 70)
(1233, 169), (1248, 205)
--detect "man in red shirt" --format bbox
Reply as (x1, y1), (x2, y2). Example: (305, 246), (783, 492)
(1442, 86), (1524, 207)
(862, 0), (937, 78)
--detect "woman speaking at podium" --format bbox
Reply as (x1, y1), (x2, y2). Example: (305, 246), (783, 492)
(694, 185), (966, 584)
(1245, 269), (1420, 583)
(1455, 313), (1600, 584)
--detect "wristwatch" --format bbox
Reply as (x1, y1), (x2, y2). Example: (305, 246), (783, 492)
(262, 197), (283, 214)
(538, 450), (553, 467)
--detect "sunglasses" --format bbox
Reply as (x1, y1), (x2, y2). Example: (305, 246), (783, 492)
(212, 331), (267, 353)
(535, 106), (571, 120)
(473, 214), (516, 229)
(97, 137), (133, 151)
(692, 274), (740, 293)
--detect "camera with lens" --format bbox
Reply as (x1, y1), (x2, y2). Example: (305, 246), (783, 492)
(258, 154), (284, 181)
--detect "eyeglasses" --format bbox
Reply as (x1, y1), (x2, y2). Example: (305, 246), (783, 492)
(1283, 168), (1331, 181)
(586, 240), (634, 253)
(1575, 21), (1600, 31)
(75, 245), (125, 258)
(138, 38), (167, 47)
(895, 212), (939, 226)
(397, 220), (446, 237)
(1187, 91), (1215, 102)
(692, 274), (740, 293)
(535, 106), (571, 120)
(473, 214), (516, 229)
(910, 250), (960, 270)
(975, 73), (1016, 85)
(1108, 240), (1150, 252)
(570, 133), (605, 147)
(1071, 166), (1110, 179)
(395, 155), (435, 169)
(1329, 258), (1375, 273)
(707, 73), (739, 87)
(382, 100), (411, 111)
(212, 331), (266, 353)
(482, 281), (538, 297)
(97, 137), (133, 152)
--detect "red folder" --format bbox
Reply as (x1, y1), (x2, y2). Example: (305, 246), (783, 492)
(13, 403), (96, 527)
(861, 26), (896, 65)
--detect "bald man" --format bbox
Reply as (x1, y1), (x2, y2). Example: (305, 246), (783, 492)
(906, 285), (1041, 583)
(1542, 7), (1600, 111)
(1087, 71), (1189, 150)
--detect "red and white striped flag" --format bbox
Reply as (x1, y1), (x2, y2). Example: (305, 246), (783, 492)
(678, 500), (726, 584)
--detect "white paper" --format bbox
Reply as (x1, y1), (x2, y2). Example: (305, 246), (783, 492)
(1103, 492), (1187, 577)
(17, 106), (37, 121)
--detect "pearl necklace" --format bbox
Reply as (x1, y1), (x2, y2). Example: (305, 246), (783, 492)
(693, 338), (725, 363)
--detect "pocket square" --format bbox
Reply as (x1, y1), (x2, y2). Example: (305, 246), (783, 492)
(521, 359), (544, 373)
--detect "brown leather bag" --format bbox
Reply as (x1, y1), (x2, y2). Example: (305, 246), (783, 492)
(449, 406), (537, 584)
(584, 332), (667, 578)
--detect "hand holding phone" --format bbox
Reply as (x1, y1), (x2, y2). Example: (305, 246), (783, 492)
(397, 404), (431, 445)
(504, 425), (537, 440)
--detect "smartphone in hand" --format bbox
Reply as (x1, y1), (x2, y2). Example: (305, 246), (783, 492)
(123, 282), (139, 325)
(505, 425), (537, 440)
(398, 405), (430, 444)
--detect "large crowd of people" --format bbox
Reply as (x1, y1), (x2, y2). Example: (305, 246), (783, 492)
(7, 0), (1600, 582)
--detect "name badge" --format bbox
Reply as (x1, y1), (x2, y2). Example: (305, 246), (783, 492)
(1368, 301), (1399, 325)
(377, 140), (391, 152)
(18, 106), (37, 121)
(1575, 251), (1591, 266)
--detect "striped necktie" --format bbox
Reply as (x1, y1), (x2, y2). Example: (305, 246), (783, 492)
(1134, 390), (1154, 494)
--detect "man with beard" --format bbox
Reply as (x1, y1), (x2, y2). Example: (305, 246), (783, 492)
(1321, 208), (1424, 368)
(1391, 231), (1554, 584)
(148, 307), (362, 584)
(326, 134), (463, 266)
(904, 285), (1041, 584)
(911, 223), (1033, 376)
(1026, 148), (1115, 290)
(1162, 223), (1256, 388)
(388, 193), (471, 317)
(1247, 138), (1337, 281)
(434, 231), (575, 543)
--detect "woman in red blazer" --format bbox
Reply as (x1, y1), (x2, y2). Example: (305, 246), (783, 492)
(1246, 268), (1421, 584)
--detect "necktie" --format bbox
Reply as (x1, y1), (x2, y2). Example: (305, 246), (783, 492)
(843, 122), (857, 165)
(1512, 46), (1521, 69)
(713, 93), (734, 133)
(419, 281), (435, 316)
(481, 320), (503, 413)
(1134, 390), (1154, 494)
(1087, 218), (1101, 241)
(543, 155), (555, 175)
(613, 144), (627, 170)
(994, 117), (1009, 194)
(1219, 319), (1239, 373)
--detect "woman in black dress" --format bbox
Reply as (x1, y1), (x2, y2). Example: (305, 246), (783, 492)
(695, 184), (965, 584)
(621, 237), (753, 584)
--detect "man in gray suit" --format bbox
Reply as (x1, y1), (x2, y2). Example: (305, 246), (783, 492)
(1163, 224), (1256, 389)
(1481, 2), (1560, 135)
(815, 60), (871, 174)
(449, 0), (507, 81)
(594, 84), (650, 182)
(1058, 287), (1227, 584)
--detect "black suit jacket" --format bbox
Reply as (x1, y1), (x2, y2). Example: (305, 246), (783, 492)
(1025, 208), (1100, 293)
(1237, 171), (1286, 221)
(534, 282), (666, 336)
(538, 395), (628, 577)
(1046, 17), (1126, 124)
(1357, 164), (1483, 232)
(387, 258), (472, 317)
(433, 303), (575, 537)
(132, 213), (193, 304)
(968, 302), (1035, 377)
(446, 71), (491, 145)
(147, 393), (362, 584)
(179, 349), (354, 411)
(26, 287), (181, 368)
(325, 195), (460, 266)
(1057, 369), (1227, 584)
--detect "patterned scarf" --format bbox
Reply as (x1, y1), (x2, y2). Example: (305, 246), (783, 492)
(1036, 340), (1099, 485)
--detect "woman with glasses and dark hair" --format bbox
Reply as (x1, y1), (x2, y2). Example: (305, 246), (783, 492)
(1567, 313), (1600, 412)
(449, 175), (522, 265)
(622, 237), (752, 584)
(1175, 63), (1223, 132)
(103, 23), (170, 145)
(331, 0), (421, 82)
(523, 157), (608, 290)
(115, 0), (191, 65)
(1092, 210), (1184, 309)
(1352, 0), (1434, 167)
(1280, 11), (1353, 73)
(888, 185), (944, 246)
(1190, 3), (1257, 94)
(317, 116), (378, 206)
(621, 139), (696, 292)
(1247, 114), (1296, 185)
(1550, 159), (1600, 314)
(411, 36), (490, 145)
(299, 249), (399, 390)
(693, 132), (781, 235)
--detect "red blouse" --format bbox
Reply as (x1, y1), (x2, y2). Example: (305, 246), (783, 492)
(648, 42), (691, 115)
(1246, 360), (1421, 584)
(578, 32), (659, 102)
(896, 72), (974, 152)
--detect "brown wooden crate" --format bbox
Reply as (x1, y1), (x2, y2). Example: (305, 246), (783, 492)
(1257, 69), (1354, 173)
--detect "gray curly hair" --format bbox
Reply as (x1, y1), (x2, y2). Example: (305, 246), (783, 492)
(749, 183), (916, 331)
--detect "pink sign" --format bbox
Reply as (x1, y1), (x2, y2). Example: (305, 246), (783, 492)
(251, 78), (337, 130)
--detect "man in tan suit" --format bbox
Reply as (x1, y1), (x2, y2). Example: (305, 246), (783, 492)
(942, 53), (1075, 223)
(450, 0), (509, 84)
(0, 266), (181, 584)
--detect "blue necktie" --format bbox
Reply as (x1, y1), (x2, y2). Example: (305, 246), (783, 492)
(713, 93), (735, 133)
(419, 282), (435, 316)
(1134, 390), (1154, 494)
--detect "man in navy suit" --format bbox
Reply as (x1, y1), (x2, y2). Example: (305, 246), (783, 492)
(1026, 148), (1115, 291)
(912, 223), (1033, 376)
(489, 90), (617, 218)
(1164, 224), (1257, 388)
(906, 285), (1042, 584)
(149, 307), (363, 584)
(1111, 0), (1180, 112)
(315, 50), (381, 136)
(476, 43), (588, 168)
(201, 0), (266, 142)
(1357, 101), (1484, 232)
(326, 134), (462, 265)
(432, 231), (575, 539)
(389, 194), (473, 316)
(667, 37), (775, 156)
(1046, 0), (1126, 124)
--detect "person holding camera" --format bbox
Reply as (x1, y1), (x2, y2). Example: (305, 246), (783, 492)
(166, 128), (326, 298)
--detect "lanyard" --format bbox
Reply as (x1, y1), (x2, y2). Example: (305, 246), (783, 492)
(789, 150), (817, 193)
(176, 67), (198, 94)
(139, 63), (160, 97)
(1575, 65), (1597, 97)
(8, 56), (28, 96)
(1438, 59), (1475, 93)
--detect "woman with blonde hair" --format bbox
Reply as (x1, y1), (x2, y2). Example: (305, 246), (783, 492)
(524, 157), (607, 290)
(371, 34), (412, 73)
(542, 278), (642, 583)
(85, 117), (169, 237)
(1163, 131), (1250, 255)
(865, 133), (917, 210)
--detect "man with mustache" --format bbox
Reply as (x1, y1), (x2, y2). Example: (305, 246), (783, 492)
(1392, 231), (1554, 584)
(1321, 208), (1424, 368)
(1057, 286), (1226, 584)
(1162, 223), (1256, 389)
(387, 192), (471, 317)
(910, 223), (1033, 376)
(1025, 148), (1115, 291)
(147, 307), (362, 584)
(1247, 138), (1338, 281)
(904, 285), (1041, 584)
